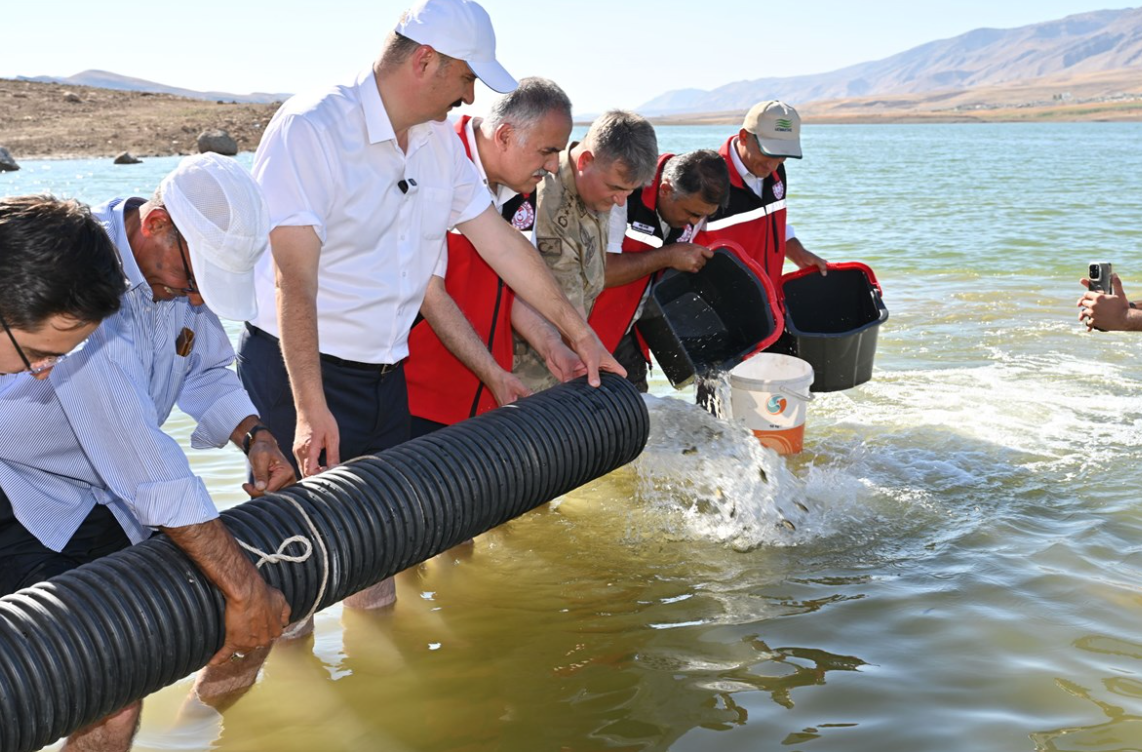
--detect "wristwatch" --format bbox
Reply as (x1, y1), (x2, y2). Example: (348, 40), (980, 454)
(242, 424), (271, 455)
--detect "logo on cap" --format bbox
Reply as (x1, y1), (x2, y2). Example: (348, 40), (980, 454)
(774, 118), (794, 132)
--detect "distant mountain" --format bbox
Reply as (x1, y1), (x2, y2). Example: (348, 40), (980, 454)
(15, 69), (290, 105)
(638, 7), (1142, 115)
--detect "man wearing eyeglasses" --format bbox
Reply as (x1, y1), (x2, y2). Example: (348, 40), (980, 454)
(0, 154), (295, 751)
(0, 196), (125, 379)
(703, 100), (828, 283)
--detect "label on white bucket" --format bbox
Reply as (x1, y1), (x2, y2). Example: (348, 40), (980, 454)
(728, 354), (814, 432)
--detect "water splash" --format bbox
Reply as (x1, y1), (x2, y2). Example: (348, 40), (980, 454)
(628, 395), (824, 550)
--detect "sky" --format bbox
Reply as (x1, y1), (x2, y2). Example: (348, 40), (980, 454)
(1, 1), (1133, 115)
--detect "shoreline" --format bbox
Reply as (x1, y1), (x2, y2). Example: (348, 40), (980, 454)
(4, 77), (1142, 163)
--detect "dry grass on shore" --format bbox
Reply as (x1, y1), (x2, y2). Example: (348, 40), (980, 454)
(0, 78), (280, 161)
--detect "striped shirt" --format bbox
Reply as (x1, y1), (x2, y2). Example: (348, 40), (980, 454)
(0, 199), (256, 551)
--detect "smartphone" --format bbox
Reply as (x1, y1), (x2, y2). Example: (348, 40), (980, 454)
(1088, 262), (1113, 293)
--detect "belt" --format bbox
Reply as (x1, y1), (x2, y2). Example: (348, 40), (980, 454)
(246, 324), (402, 374)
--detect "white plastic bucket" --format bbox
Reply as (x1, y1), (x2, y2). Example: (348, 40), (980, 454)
(728, 354), (814, 455)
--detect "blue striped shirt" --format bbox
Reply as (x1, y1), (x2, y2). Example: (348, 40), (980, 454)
(0, 198), (258, 551)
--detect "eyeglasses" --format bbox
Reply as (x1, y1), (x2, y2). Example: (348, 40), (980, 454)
(171, 225), (199, 295)
(0, 309), (68, 376)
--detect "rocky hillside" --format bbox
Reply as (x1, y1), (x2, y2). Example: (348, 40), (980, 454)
(639, 7), (1142, 115)
(0, 78), (281, 161)
(16, 70), (290, 105)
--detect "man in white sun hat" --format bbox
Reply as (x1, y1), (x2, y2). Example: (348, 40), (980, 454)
(240, 0), (623, 612)
(0, 152), (296, 751)
(703, 100), (827, 284)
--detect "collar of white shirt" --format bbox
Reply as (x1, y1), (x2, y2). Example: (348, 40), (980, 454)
(356, 67), (433, 154)
(729, 136), (765, 198)
(105, 198), (152, 294)
(463, 116), (519, 212)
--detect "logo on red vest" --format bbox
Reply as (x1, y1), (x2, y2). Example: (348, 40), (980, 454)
(511, 201), (535, 230)
(773, 180), (785, 200)
(679, 225), (696, 242)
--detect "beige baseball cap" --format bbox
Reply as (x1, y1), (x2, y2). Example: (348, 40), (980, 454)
(742, 100), (802, 159)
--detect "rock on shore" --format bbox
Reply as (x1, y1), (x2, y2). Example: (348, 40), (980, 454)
(0, 146), (18, 171)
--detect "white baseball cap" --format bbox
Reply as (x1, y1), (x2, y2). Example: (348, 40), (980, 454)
(160, 153), (270, 321)
(396, 0), (517, 94)
(742, 100), (803, 159)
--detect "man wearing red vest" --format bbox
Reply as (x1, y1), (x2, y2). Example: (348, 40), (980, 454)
(703, 101), (826, 284)
(406, 77), (576, 436)
(591, 150), (730, 391)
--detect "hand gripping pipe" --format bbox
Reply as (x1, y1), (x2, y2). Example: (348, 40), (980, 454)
(0, 374), (649, 752)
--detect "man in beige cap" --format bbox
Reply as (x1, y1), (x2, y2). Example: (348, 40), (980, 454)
(0, 153), (295, 750)
(703, 100), (827, 283)
(242, 0), (622, 611)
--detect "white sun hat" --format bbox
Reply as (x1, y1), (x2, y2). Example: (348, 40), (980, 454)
(160, 153), (270, 321)
(396, 0), (518, 94)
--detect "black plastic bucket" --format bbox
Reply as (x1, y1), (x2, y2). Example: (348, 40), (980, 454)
(778, 262), (888, 392)
(637, 241), (784, 388)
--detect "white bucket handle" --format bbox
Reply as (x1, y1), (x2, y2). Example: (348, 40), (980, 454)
(778, 385), (814, 402)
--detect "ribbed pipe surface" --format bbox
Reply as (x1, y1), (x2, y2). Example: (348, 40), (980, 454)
(0, 375), (648, 752)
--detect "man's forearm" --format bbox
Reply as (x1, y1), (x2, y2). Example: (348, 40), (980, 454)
(422, 278), (503, 385)
(270, 227), (326, 413)
(511, 298), (564, 358)
(605, 250), (671, 287)
(461, 209), (594, 344)
(163, 519), (265, 604)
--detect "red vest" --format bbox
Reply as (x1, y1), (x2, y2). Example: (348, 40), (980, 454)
(589, 153), (697, 354)
(700, 136), (788, 284)
(405, 116), (534, 425)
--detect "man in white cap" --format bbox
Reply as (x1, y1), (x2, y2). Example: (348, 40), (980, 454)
(0, 153), (295, 751)
(240, 0), (622, 608)
(703, 100), (827, 284)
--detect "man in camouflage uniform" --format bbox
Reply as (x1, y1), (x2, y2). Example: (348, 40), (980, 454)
(513, 110), (658, 391)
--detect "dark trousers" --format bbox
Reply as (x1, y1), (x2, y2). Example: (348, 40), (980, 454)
(410, 415), (448, 439)
(237, 325), (411, 475)
(0, 486), (131, 596)
(613, 330), (649, 394)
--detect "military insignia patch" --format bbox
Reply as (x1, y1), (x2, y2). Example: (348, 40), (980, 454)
(537, 238), (561, 256)
(773, 180), (785, 200)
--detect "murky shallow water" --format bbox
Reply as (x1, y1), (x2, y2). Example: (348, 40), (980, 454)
(8, 123), (1142, 751)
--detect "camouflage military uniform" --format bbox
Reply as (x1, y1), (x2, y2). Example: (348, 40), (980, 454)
(513, 146), (610, 392)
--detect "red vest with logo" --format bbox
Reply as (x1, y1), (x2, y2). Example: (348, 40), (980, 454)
(405, 116), (536, 425)
(588, 153), (699, 354)
(699, 136), (788, 284)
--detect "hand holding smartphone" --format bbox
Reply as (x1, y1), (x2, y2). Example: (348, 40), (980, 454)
(1088, 261), (1113, 293)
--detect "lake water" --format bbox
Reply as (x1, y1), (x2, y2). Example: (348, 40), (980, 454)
(3, 123), (1142, 751)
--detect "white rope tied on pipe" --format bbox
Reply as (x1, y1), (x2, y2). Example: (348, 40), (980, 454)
(235, 496), (331, 627)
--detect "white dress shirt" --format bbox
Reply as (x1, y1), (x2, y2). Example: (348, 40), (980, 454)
(249, 67), (490, 364)
(0, 199), (254, 550)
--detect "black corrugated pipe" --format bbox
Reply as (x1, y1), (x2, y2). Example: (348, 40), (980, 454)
(0, 374), (648, 752)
